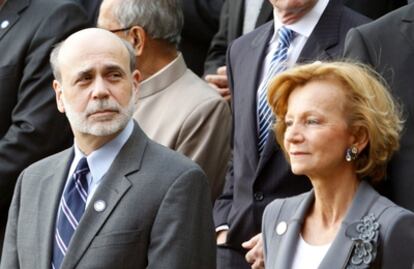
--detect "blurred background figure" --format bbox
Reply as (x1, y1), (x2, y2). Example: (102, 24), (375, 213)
(204, 0), (273, 100)
(212, 0), (370, 268)
(344, 3), (414, 212)
(179, 0), (224, 76)
(0, 0), (89, 251)
(70, 0), (102, 25)
(98, 0), (231, 202)
(263, 61), (414, 269)
(343, 0), (407, 19)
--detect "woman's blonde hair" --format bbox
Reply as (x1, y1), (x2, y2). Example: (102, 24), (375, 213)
(267, 61), (404, 183)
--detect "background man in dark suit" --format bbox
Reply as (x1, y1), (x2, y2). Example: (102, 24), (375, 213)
(179, 0), (224, 76)
(0, 0), (89, 250)
(343, 0), (407, 19)
(213, 0), (369, 268)
(344, 3), (414, 212)
(0, 28), (215, 269)
(204, 0), (273, 100)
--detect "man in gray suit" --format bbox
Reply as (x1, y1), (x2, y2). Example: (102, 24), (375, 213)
(98, 0), (231, 202)
(0, 28), (215, 269)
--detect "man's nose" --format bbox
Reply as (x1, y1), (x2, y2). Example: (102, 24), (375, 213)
(91, 77), (110, 99)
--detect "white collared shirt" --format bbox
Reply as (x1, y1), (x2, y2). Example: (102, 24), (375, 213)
(258, 0), (329, 85)
(65, 120), (134, 207)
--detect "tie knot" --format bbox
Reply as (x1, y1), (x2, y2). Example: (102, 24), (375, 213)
(75, 157), (89, 176)
(278, 26), (295, 48)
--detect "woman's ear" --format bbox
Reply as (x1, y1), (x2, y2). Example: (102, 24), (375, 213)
(351, 126), (369, 153)
(128, 26), (146, 57)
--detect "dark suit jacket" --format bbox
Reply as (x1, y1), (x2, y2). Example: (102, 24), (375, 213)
(179, 0), (224, 76)
(213, 0), (370, 252)
(0, 0), (89, 247)
(72, 0), (102, 25)
(344, 4), (414, 212)
(344, 0), (407, 19)
(0, 122), (216, 269)
(203, 0), (273, 75)
(262, 181), (414, 269)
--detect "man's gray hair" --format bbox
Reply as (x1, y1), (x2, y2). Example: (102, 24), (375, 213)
(114, 0), (184, 46)
(49, 38), (137, 82)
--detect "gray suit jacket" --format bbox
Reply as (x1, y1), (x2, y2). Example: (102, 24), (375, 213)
(344, 4), (414, 213)
(134, 54), (231, 202)
(1, 122), (216, 269)
(262, 181), (414, 269)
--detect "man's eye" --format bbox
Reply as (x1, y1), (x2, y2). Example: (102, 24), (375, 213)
(77, 75), (92, 84)
(109, 72), (122, 79)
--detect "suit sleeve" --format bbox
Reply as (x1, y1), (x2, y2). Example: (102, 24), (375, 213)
(0, 3), (89, 215)
(0, 172), (23, 269)
(343, 28), (375, 66)
(203, 0), (230, 76)
(175, 96), (231, 202)
(212, 42), (236, 228)
(147, 168), (216, 269)
(381, 209), (414, 268)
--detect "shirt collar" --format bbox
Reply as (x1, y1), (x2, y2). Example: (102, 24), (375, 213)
(73, 119), (134, 183)
(273, 0), (329, 40)
(139, 52), (187, 98)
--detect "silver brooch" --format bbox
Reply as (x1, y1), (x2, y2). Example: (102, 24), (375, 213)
(345, 213), (380, 268)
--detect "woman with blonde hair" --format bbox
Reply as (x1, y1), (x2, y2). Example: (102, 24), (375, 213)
(262, 61), (414, 269)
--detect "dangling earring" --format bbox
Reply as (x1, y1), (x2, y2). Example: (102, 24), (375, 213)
(345, 145), (358, 162)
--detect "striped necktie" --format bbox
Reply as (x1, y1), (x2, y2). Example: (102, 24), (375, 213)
(257, 26), (295, 154)
(52, 157), (89, 269)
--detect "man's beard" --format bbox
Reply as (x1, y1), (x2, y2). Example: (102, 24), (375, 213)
(62, 92), (137, 137)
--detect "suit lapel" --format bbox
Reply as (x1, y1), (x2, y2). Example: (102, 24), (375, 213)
(256, 0), (273, 27)
(245, 22), (274, 173)
(37, 149), (75, 268)
(61, 123), (148, 269)
(298, 0), (342, 62)
(274, 192), (314, 268)
(0, 0), (28, 41)
(229, 0), (244, 37)
(319, 181), (381, 269)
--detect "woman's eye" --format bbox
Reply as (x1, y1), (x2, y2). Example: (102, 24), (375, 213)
(285, 120), (293, 127)
(306, 119), (319, 125)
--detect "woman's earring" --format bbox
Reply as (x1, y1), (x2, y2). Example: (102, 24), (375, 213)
(345, 145), (358, 162)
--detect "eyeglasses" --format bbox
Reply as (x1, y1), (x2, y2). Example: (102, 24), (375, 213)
(109, 26), (133, 33)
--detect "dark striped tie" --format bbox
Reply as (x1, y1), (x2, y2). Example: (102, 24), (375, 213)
(52, 157), (89, 269)
(257, 26), (296, 154)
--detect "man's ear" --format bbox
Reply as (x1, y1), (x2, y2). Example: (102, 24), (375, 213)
(131, 69), (140, 102)
(128, 26), (146, 56)
(53, 80), (65, 113)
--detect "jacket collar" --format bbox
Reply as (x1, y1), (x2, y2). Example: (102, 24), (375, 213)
(274, 181), (381, 268)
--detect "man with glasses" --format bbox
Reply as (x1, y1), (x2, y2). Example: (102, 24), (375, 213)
(98, 0), (231, 202)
